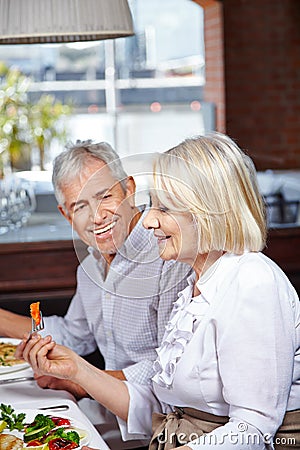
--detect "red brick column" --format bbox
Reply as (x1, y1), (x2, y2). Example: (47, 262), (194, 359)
(193, 0), (226, 133)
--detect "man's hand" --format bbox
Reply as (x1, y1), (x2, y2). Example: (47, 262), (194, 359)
(105, 370), (126, 381)
(34, 374), (89, 400)
(0, 308), (31, 339)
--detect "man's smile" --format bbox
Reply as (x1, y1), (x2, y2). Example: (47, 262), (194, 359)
(93, 220), (117, 236)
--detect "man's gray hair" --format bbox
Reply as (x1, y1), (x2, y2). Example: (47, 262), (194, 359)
(52, 140), (128, 206)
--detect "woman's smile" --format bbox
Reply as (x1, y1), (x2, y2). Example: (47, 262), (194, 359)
(155, 233), (171, 243)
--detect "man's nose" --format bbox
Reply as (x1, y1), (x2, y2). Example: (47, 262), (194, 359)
(89, 200), (106, 222)
(143, 208), (159, 229)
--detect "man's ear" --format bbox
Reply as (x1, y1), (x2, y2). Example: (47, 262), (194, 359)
(58, 204), (72, 225)
(125, 176), (136, 207)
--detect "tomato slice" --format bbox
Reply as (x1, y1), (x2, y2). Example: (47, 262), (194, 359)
(50, 417), (71, 427)
(30, 302), (41, 326)
(26, 440), (43, 446)
(48, 438), (78, 450)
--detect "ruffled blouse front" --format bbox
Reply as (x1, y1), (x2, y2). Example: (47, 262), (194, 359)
(152, 273), (210, 388)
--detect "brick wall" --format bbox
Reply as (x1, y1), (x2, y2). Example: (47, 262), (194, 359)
(223, 0), (300, 170)
(193, 0), (300, 170)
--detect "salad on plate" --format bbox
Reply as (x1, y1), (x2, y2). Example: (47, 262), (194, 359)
(0, 404), (89, 450)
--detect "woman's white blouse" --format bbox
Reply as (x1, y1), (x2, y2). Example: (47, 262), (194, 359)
(118, 252), (300, 449)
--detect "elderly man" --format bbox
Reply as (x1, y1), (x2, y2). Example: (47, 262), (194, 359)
(0, 141), (190, 449)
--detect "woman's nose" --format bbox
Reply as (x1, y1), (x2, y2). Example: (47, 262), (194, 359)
(143, 207), (159, 229)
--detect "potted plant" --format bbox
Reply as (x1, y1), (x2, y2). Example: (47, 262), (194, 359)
(0, 62), (32, 175)
(29, 94), (73, 170)
(0, 62), (72, 176)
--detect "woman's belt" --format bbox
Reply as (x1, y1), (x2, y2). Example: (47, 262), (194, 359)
(149, 407), (300, 450)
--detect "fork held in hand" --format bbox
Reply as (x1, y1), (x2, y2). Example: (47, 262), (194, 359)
(32, 310), (44, 333)
(26, 311), (44, 342)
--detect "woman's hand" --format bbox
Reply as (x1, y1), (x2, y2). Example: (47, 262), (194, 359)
(16, 333), (80, 380)
(17, 333), (130, 423)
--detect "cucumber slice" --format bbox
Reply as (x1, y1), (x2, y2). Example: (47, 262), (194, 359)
(24, 426), (52, 443)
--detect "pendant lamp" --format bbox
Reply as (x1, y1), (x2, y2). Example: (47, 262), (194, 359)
(0, 0), (134, 44)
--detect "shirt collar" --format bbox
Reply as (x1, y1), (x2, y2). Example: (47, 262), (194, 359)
(120, 206), (155, 260)
(195, 252), (242, 304)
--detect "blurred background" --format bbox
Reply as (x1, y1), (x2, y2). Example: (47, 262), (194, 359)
(0, 0), (208, 173)
(0, 0), (299, 313)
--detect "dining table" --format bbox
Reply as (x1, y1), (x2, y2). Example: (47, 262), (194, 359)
(0, 347), (110, 450)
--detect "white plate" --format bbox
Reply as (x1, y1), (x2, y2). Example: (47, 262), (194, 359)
(0, 338), (30, 375)
(8, 408), (91, 447)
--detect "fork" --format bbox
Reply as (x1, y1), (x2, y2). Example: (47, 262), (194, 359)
(26, 311), (44, 343)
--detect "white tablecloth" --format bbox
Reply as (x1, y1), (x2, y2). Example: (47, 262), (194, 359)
(0, 365), (110, 450)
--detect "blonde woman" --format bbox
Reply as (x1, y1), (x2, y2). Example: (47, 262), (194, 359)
(17, 133), (300, 450)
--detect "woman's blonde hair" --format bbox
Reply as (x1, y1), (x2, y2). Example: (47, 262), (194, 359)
(153, 132), (267, 254)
